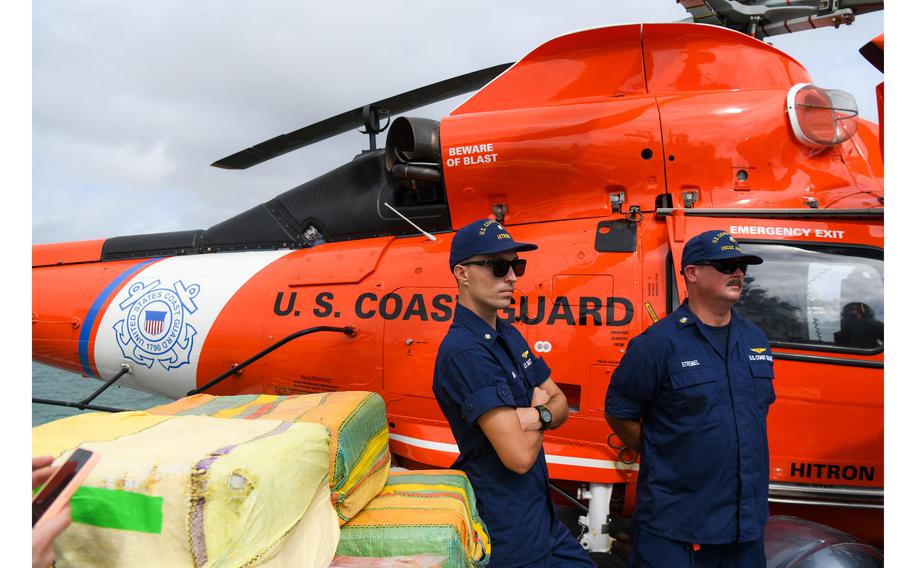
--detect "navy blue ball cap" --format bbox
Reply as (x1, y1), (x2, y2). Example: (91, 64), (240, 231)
(681, 230), (763, 267)
(449, 219), (538, 270)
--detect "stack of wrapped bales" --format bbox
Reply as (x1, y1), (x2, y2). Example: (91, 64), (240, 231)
(32, 411), (338, 567)
(33, 391), (490, 568)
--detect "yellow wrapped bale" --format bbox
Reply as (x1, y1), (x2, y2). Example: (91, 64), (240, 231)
(149, 392), (391, 523)
(337, 470), (490, 568)
(32, 412), (338, 568)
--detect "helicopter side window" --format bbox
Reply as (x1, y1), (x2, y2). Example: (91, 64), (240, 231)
(734, 242), (883, 353)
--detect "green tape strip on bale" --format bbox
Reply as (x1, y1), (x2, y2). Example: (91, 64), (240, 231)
(70, 486), (164, 534)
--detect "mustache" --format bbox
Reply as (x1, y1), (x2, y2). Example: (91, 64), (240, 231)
(727, 277), (744, 286)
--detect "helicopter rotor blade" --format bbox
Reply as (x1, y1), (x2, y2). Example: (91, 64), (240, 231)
(212, 62), (513, 170)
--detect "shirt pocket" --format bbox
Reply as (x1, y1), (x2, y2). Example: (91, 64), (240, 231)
(508, 372), (530, 407)
(750, 363), (775, 413)
(666, 366), (721, 425)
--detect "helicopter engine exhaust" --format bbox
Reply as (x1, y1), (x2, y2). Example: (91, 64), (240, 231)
(390, 163), (441, 183)
(385, 116), (441, 183)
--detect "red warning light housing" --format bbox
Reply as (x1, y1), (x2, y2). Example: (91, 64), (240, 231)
(786, 83), (858, 148)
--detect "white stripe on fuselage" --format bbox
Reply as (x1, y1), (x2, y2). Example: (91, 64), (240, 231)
(388, 433), (639, 471)
(93, 250), (293, 399)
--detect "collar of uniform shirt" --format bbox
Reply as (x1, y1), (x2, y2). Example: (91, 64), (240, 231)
(454, 303), (501, 341)
(673, 299), (746, 330)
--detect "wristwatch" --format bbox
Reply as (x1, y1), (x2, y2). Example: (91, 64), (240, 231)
(535, 405), (553, 430)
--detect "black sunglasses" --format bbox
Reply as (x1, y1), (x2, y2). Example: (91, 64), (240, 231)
(460, 258), (527, 277)
(695, 260), (748, 275)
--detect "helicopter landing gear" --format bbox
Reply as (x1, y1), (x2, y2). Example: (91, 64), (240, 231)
(578, 483), (614, 554)
(574, 483), (631, 567)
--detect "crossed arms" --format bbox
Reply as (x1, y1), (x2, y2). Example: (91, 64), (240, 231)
(478, 378), (569, 474)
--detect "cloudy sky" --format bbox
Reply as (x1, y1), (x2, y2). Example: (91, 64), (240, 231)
(32, 2), (884, 245)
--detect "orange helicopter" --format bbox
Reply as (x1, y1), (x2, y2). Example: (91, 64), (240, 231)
(32, 2), (885, 561)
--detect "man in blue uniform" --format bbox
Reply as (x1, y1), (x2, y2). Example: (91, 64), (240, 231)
(604, 230), (775, 568)
(433, 219), (595, 567)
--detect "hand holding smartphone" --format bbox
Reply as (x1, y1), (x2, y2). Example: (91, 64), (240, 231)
(32, 448), (99, 529)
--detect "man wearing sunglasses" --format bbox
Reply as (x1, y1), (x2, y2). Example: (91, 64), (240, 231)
(604, 230), (773, 568)
(433, 219), (594, 567)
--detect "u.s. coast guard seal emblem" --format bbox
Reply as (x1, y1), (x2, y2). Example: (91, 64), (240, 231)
(113, 279), (200, 370)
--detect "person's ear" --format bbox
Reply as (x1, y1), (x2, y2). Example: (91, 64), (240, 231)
(453, 264), (469, 287)
(683, 265), (698, 284)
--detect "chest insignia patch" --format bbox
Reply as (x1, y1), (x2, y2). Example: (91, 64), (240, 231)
(679, 317), (688, 323)
(522, 350), (529, 358)
(750, 347), (767, 353)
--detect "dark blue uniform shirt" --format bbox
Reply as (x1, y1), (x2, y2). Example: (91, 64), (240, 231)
(433, 303), (554, 567)
(604, 300), (775, 544)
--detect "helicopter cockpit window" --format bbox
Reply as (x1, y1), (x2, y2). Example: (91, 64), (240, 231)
(734, 243), (883, 353)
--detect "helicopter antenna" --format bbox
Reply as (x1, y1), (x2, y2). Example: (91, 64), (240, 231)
(383, 202), (437, 241)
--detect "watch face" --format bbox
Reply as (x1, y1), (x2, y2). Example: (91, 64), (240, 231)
(539, 406), (552, 423)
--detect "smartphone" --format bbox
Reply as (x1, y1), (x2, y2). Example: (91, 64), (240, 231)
(32, 448), (99, 529)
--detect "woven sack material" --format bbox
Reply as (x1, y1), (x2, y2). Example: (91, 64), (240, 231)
(337, 470), (490, 568)
(32, 411), (338, 567)
(148, 391), (391, 524)
(330, 554), (446, 567)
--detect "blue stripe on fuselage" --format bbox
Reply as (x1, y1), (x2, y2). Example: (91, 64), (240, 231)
(78, 258), (159, 377)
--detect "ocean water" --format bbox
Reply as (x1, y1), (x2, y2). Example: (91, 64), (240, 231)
(32, 362), (174, 427)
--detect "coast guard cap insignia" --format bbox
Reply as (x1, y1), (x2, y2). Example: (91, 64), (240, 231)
(113, 279), (200, 370)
